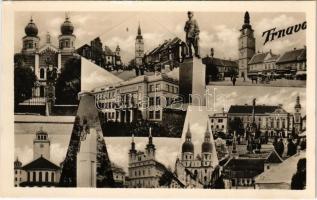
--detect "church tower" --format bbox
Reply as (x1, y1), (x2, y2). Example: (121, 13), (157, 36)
(201, 122), (213, 167)
(59, 14), (76, 55)
(145, 127), (156, 159)
(181, 124), (194, 167)
(129, 134), (137, 163)
(33, 128), (50, 160)
(238, 11), (255, 79)
(22, 17), (40, 54)
(294, 95), (302, 134)
(135, 23), (144, 68)
(115, 45), (120, 57)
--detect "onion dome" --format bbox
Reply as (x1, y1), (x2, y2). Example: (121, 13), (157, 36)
(182, 123), (194, 153)
(14, 158), (22, 169)
(61, 16), (74, 35)
(25, 18), (38, 37)
(202, 123), (213, 153)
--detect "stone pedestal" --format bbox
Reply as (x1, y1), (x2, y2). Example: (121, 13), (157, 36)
(179, 57), (206, 106)
(77, 128), (97, 187)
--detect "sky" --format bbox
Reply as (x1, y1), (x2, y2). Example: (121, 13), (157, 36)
(15, 11), (306, 64)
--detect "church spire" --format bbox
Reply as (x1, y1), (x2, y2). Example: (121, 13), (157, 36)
(295, 95), (301, 109)
(242, 11), (252, 29)
(130, 134), (136, 152)
(186, 123), (192, 141)
(138, 22), (141, 35)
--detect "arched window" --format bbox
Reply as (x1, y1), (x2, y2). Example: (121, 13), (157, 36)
(45, 172), (49, 182)
(33, 171), (36, 182)
(39, 172), (42, 182)
(40, 68), (45, 79)
(51, 172), (54, 182)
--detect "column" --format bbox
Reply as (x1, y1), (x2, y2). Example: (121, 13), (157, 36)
(58, 53), (62, 72)
(35, 53), (39, 78)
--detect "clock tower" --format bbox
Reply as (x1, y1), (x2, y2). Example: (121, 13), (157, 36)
(238, 11), (255, 79)
(33, 128), (50, 160)
(135, 23), (144, 68)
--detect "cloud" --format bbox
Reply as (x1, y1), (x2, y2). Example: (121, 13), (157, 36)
(15, 145), (33, 165)
(254, 14), (306, 54)
(50, 143), (68, 165)
(199, 25), (240, 59)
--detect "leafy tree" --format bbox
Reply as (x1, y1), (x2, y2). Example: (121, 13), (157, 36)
(291, 158), (306, 189)
(14, 67), (36, 105)
(159, 169), (174, 187)
(228, 118), (245, 135)
(55, 57), (81, 105)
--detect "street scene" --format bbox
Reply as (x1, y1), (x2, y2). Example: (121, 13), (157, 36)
(13, 11), (306, 189)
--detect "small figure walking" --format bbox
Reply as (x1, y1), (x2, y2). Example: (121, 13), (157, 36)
(232, 76), (236, 86)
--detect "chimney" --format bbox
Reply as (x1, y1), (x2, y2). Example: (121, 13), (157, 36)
(210, 48), (214, 58)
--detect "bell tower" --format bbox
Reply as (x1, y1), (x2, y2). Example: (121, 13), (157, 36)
(33, 128), (50, 160)
(59, 14), (76, 55)
(135, 23), (144, 68)
(22, 17), (40, 54)
(294, 95), (302, 134)
(238, 11), (255, 79)
(145, 127), (156, 159)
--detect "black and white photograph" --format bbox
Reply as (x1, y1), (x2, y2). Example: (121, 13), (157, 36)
(1, 1), (315, 198)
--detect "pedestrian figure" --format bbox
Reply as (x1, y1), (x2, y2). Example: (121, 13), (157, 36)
(275, 138), (285, 157)
(287, 139), (297, 157)
(232, 76), (236, 86)
(184, 11), (200, 58)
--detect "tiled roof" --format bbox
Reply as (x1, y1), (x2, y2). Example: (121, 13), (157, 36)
(22, 156), (60, 171)
(202, 57), (238, 67)
(228, 105), (285, 114)
(255, 150), (306, 184)
(248, 52), (269, 65)
(265, 149), (283, 163)
(104, 46), (114, 55)
(276, 48), (306, 64)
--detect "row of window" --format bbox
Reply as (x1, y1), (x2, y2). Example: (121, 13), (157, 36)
(148, 110), (161, 120)
(148, 83), (178, 94)
(27, 171), (55, 183)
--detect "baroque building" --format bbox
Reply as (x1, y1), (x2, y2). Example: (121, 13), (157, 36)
(14, 15), (77, 98)
(175, 123), (220, 188)
(238, 11), (256, 79)
(15, 129), (61, 187)
(128, 129), (183, 188)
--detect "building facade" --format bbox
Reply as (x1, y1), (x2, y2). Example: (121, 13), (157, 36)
(14, 158), (24, 187)
(135, 24), (144, 67)
(144, 37), (186, 72)
(203, 48), (239, 82)
(176, 123), (220, 188)
(248, 50), (279, 78)
(209, 109), (228, 134)
(16, 128), (61, 187)
(76, 37), (122, 71)
(92, 73), (179, 123)
(14, 16), (77, 98)
(128, 130), (183, 188)
(238, 11), (256, 79)
(275, 47), (306, 79)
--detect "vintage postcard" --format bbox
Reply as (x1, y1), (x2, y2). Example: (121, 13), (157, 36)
(0, 1), (315, 199)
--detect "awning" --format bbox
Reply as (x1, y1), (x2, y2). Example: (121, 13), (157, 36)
(296, 71), (306, 76)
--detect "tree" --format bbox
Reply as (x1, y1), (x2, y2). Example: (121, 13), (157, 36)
(287, 139), (297, 157)
(55, 57), (81, 105)
(159, 169), (174, 187)
(228, 118), (245, 135)
(291, 158), (306, 189)
(14, 67), (36, 105)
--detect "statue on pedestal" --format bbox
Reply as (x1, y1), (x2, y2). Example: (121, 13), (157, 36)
(184, 11), (200, 58)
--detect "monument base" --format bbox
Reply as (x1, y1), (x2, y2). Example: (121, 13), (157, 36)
(179, 57), (206, 106)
